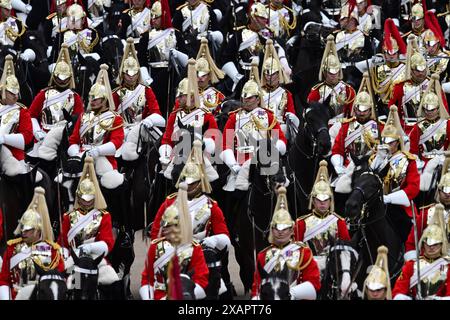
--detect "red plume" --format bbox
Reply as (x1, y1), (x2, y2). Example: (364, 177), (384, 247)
(383, 18), (407, 54)
(347, 0), (357, 15)
(167, 253), (183, 300)
(412, 0), (427, 11)
(149, 0), (172, 28)
(425, 10), (445, 47)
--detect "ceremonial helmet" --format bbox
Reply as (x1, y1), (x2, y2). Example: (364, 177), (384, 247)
(363, 246), (392, 300)
(381, 105), (405, 149)
(160, 183), (193, 245)
(195, 37), (224, 83)
(241, 79), (261, 99)
(67, 1), (86, 25)
(340, 0), (359, 22)
(89, 64), (115, 110)
(268, 187), (294, 243)
(261, 39), (290, 86)
(418, 73), (449, 117)
(176, 78), (188, 97)
(411, 1), (425, 21)
(150, 0), (172, 28)
(0, 55), (19, 96)
(176, 140), (216, 193)
(424, 10), (445, 47)
(309, 160), (334, 211)
(382, 18), (406, 55)
(438, 155), (450, 194)
(405, 35), (427, 80)
(419, 204), (448, 256)
(74, 156), (107, 209)
(352, 72), (376, 118)
(250, 2), (268, 20)
(117, 38), (142, 85)
(50, 44), (75, 88)
(0, 0), (11, 10)
(14, 187), (54, 242)
(319, 35), (343, 81)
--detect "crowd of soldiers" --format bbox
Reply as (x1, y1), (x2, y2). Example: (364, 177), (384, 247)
(0, 0), (449, 301)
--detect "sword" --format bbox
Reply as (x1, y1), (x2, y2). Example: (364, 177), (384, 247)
(411, 200), (422, 300)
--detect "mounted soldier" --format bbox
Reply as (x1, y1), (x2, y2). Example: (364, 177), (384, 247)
(120, 0), (151, 42)
(265, 0), (297, 44)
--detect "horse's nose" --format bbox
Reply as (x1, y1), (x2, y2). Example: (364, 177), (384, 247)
(345, 201), (359, 217)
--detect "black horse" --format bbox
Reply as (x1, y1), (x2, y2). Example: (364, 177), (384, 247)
(344, 167), (404, 290)
(30, 262), (67, 300)
(287, 102), (332, 214)
(320, 240), (360, 300)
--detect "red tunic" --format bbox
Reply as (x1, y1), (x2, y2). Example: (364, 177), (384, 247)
(397, 158), (420, 218)
(307, 82), (355, 119)
(112, 86), (162, 120)
(251, 242), (321, 298)
(28, 88), (84, 127)
(294, 214), (351, 242)
(409, 119), (450, 163)
(68, 112), (124, 169)
(58, 210), (115, 253)
(393, 259), (450, 298)
(140, 239), (209, 300)
(150, 195), (230, 240)
(0, 239), (65, 299)
(2, 106), (33, 161)
(161, 108), (219, 148)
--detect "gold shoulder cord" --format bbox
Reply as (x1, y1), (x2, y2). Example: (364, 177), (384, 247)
(6, 22), (26, 41)
(79, 30), (99, 53)
(336, 85), (356, 105)
(251, 112), (278, 131)
(280, 6), (297, 36)
(32, 250), (61, 272)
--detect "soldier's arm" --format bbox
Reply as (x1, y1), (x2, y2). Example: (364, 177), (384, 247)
(392, 261), (414, 299)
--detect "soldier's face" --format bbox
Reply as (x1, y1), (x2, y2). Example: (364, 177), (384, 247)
(124, 73), (139, 86)
(325, 71), (339, 85)
(90, 97), (107, 112)
(242, 96), (260, 110)
(346, 18), (358, 31)
(55, 76), (70, 87)
(264, 72), (280, 88)
(0, 7), (10, 18)
(187, 181), (202, 198)
(425, 42), (440, 55)
(355, 106), (371, 121)
(339, 17), (349, 29)
(2, 90), (18, 105)
(313, 198), (331, 213)
(384, 50), (398, 63)
(424, 242), (442, 259)
(252, 15), (268, 30)
(357, 1), (367, 14)
(77, 195), (95, 210)
(439, 190), (450, 206)
(272, 227), (293, 246)
(411, 68), (427, 83)
(151, 16), (162, 29)
(366, 288), (386, 300)
(22, 229), (41, 244)
(387, 140), (399, 154)
(57, 3), (67, 15)
(412, 18), (424, 31)
(177, 94), (187, 107)
(424, 107), (439, 121)
(197, 74), (210, 89)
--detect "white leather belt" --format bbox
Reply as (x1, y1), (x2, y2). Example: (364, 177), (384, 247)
(149, 61), (169, 68)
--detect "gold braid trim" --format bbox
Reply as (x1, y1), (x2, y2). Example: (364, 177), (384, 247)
(100, 121), (124, 132)
(279, 6), (297, 36)
(32, 247), (62, 272)
(369, 66), (390, 95)
(298, 249), (313, 271)
(6, 22), (26, 41)
(251, 112), (278, 131)
(78, 29), (99, 53)
(336, 85), (356, 105)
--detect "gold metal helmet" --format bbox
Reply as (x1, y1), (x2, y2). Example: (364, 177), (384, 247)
(195, 38), (224, 84)
(405, 34), (427, 79)
(150, 0), (162, 19)
(241, 79), (261, 99)
(352, 72), (376, 118)
(176, 140), (212, 194)
(381, 105), (405, 149)
(364, 246), (392, 300)
(309, 160), (334, 210)
(117, 38), (141, 85)
(0, 0), (12, 10)
(67, 3), (86, 20)
(420, 204), (448, 255)
(56, 0), (67, 5)
(176, 78), (188, 97)
(160, 182), (193, 245)
(0, 55), (19, 96)
(74, 156), (107, 210)
(250, 2), (268, 19)
(438, 155), (450, 193)
(411, 2), (424, 20)
(319, 35), (342, 81)
(14, 187), (54, 242)
(423, 29), (439, 47)
(268, 187), (294, 243)
(50, 44), (75, 88)
(89, 64), (115, 110)
(418, 73), (449, 118)
(340, 3), (359, 22)
(261, 39), (290, 85)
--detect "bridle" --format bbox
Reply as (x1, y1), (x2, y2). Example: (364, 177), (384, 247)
(351, 171), (384, 224)
(36, 274), (66, 300)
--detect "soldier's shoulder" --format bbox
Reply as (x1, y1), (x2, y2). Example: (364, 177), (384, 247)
(176, 3), (189, 10)
(296, 213), (312, 221)
(151, 237), (165, 245)
(99, 209), (110, 215)
(419, 203), (434, 210)
(192, 240), (202, 247)
(402, 151), (416, 160)
(166, 192), (177, 200)
(311, 82), (324, 90)
(332, 212), (345, 220)
(7, 238), (23, 246)
(229, 108), (241, 115)
(44, 240), (61, 250)
(200, 107), (212, 114)
(293, 241), (308, 248)
(46, 12), (57, 20)
(17, 102), (27, 109)
(342, 117), (355, 124)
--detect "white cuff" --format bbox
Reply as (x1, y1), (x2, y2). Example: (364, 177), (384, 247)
(394, 293), (412, 300)
(275, 139), (286, 155)
(4, 133), (25, 149)
(286, 112), (300, 127)
(97, 142), (117, 156)
(290, 281), (317, 300)
(331, 154), (345, 174)
(210, 234), (230, 250)
(0, 285), (10, 300)
(139, 284), (154, 300)
(213, 9), (222, 22)
(222, 61), (239, 79)
(31, 118), (42, 134)
(404, 250), (417, 261)
(173, 49), (188, 68)
(194, 283), (206, 300)
(146, 113), (166, 128)
(442, 82), (450, 94)
(159, 144), (172, 158)
(386, 190), (410, 207)
(86, 241), (109, 256)
(20, 48), (36, 62)
(12, 0), (30, 12)
(140, 66), (153, 86)
(68, 144), (80, 157)
(209, 30), (224, 46)
(203, 137), (215, 154)
(220, 148), (237, 168)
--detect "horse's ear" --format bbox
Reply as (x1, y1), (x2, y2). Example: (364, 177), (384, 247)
(70, 247), (80, 266)
(93, 253), (105, 266)
(33, 260), (46, 276)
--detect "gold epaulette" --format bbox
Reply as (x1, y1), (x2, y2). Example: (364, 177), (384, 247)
(16, 102), (27, 109)
(262, 107), (275, 114)
(419, 203), (435, 210)
(229, 108), (242, 114)
(296, 213), (312, 221)
(167, 192), (177, 199)
(46, 12), (57, 20)
(401, 31), (412, 38)
(332, 212), (345, 220)
(45, 240), (61, 250)
(151, 237), (165, 244)
(311, 82), (324, 90)
(112, 86), (120, 93)
(99, 209), (109, 215)
(402, 150), (417, 160)
(233, 25), (246, 31)
(200, 107), (212, 114)
(122, 8), (131, 14)
(342, 117), (356, 124)
(7, 238), (23, 246)
(176, 3), (189, 10)
(192, 240), (201, 247)
(293, 241), (308, 248)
